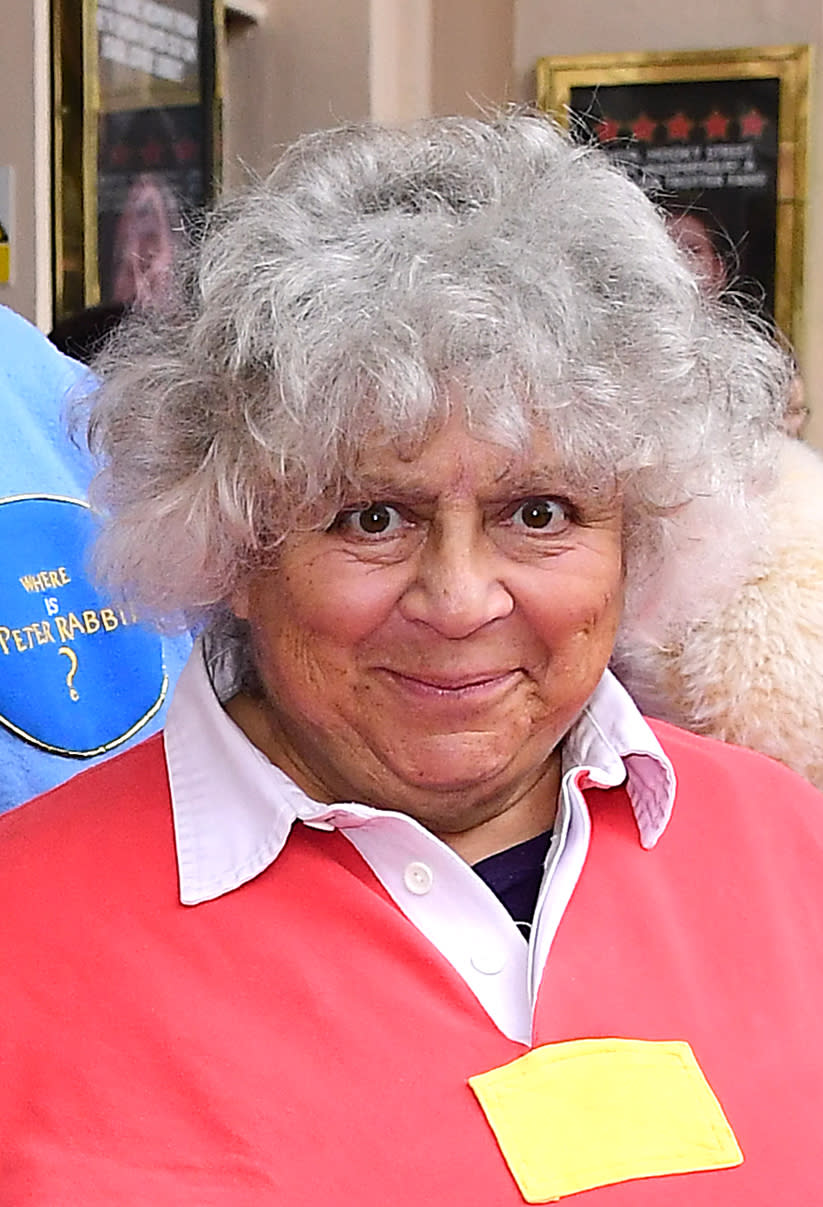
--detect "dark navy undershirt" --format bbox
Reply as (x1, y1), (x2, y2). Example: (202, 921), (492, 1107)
(472, 829), (553, 939)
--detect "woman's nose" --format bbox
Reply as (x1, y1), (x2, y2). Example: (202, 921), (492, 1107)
(398, 521), (514, 638)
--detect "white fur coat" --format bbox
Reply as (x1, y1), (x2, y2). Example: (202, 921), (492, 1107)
(613, 437), (823, 791)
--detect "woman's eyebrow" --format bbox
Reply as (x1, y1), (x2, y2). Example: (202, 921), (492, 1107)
(488, 468), (578, 496)
(348, 461), (579, 497)
(343, 479), (436, 503)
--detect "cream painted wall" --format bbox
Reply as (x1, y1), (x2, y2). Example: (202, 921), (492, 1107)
(223, 0), (514, 190)
(0, 0), (51, 328)
(514, 0), (819, 68)
(224, 0), (372, 190)
(430, 0), (514, 115)
(514, 0), (823, 446)
(370, 0), (433, 124)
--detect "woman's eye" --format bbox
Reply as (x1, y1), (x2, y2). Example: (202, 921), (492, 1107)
(510, 497), (570, 531)
(334, 503), (405, 537)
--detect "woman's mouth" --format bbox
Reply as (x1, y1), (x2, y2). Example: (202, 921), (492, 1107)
(379, 667), (522, 701)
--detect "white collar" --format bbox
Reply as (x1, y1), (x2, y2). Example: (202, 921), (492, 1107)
(166, 636), (676, 906)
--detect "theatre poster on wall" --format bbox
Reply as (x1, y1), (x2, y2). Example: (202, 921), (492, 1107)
(52, 0), (222, 321)
(536, 46), (810, 345)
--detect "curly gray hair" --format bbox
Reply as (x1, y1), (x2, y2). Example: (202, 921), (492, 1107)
(82, 111), (790, 634)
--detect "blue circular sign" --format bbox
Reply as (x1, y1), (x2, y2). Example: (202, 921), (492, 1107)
(0, 495), (167, 756)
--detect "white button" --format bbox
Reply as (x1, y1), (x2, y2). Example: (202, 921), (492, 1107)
(404, 861), (434, 895)
(470, 944), (507, 975)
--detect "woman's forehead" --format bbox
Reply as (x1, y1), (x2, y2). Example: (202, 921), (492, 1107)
(348, 416), (581, 500)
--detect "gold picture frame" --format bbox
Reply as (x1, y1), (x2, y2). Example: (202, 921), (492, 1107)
(536, 45), (811, 345)
(51, 0), (223, 323)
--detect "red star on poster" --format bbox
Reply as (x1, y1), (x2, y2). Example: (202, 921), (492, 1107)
(631, 113), (657, 142)
(141, 138), (164, 167)
(740, 108), (766, 138)
(666, 111), (693, 141)
(595, 116), (620, 142)
(703, 110), (730, 140)
(109, 142), (131, 168)
(174, 137), (198, 163)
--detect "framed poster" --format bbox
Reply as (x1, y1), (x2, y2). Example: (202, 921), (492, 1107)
(52, 0), (222, 321)
(536, 46), (810, 342)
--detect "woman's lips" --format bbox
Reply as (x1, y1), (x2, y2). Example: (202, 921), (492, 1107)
(379, 667), (522, 701)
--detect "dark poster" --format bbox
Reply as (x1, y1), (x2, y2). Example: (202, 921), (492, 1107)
(97, 104), (205, 305)
(95, 0), (213, 307)
(569, 78), (780, 315)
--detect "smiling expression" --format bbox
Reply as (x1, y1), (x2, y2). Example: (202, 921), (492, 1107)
(228, 413), (624, 858)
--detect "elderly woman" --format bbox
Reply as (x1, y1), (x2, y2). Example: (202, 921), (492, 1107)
(3, 114), (823, 1204)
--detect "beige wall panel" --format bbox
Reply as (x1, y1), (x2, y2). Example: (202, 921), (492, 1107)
(0, 0), (49, 327)
(370, 0), (432, 124)
(224, 0), (515, 193)
(430, 0), (514, 115)
(224, 0), (372, 189)
(514, 0), (823, 448)
(514, 0), (819, 73)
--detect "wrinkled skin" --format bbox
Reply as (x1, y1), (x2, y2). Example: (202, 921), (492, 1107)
(228, 413), (624, 862)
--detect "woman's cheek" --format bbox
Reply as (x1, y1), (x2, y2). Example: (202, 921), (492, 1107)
(283, 555), (410, 642)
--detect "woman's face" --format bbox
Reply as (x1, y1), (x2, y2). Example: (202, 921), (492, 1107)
(230, 413), (624, 856)
(110, 174), (179, 308)
(665, 212), (728, 296)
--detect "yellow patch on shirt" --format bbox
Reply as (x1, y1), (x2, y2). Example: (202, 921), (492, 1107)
(468, 1038), (742, 1202)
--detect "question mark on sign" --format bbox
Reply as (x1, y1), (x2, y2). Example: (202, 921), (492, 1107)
(58, 645), (80, 701)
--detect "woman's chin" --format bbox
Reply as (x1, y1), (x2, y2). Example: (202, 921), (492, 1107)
(377, 734), (517, 798)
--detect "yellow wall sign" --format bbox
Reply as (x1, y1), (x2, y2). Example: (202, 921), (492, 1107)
(0, 166), (12, 285)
